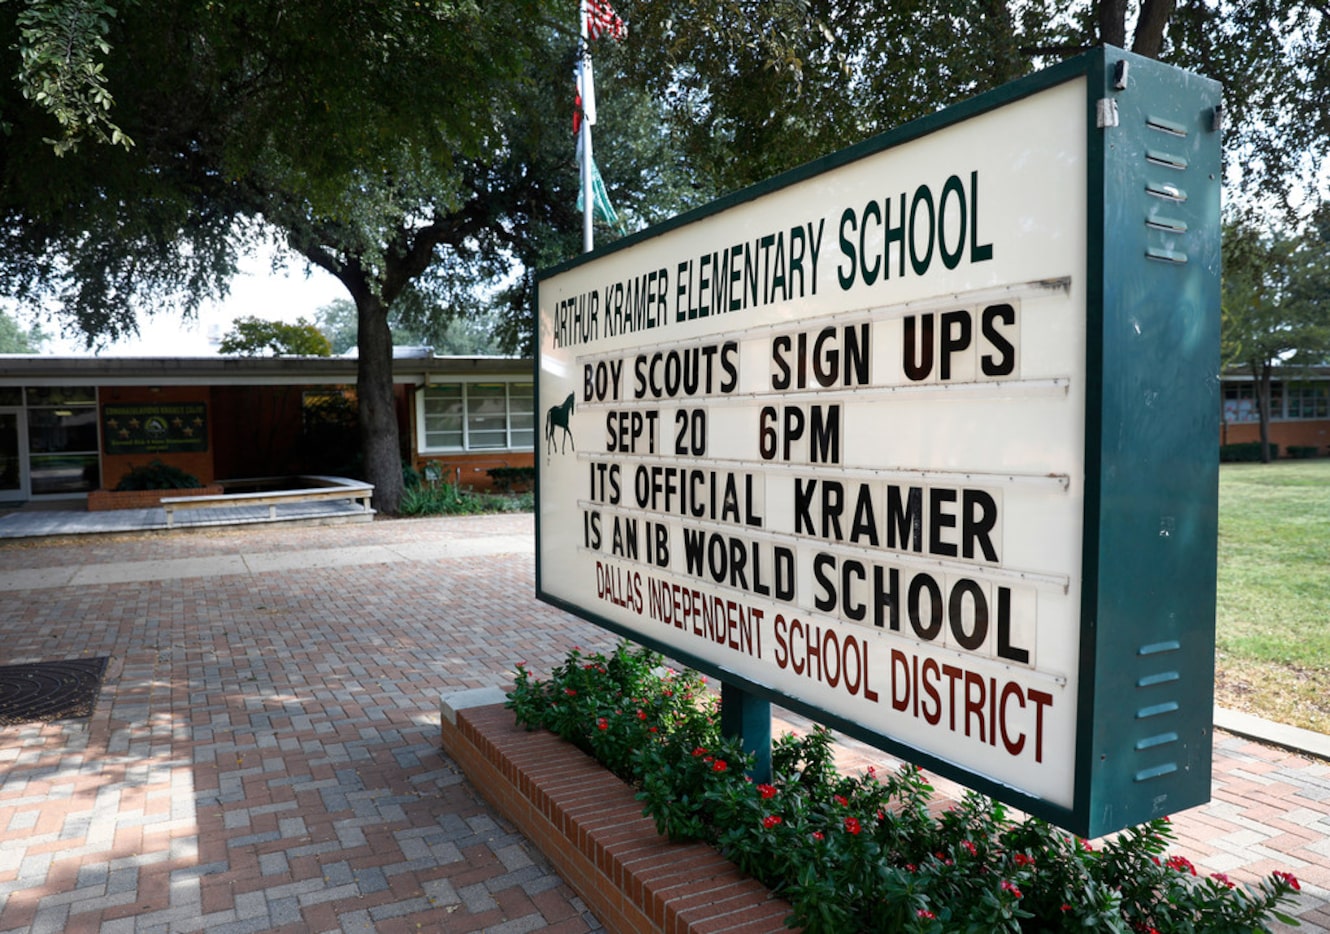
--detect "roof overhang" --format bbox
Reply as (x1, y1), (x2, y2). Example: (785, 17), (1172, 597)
(0, 354), (533, 387)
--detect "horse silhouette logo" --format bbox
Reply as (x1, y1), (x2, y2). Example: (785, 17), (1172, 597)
(545, 392), (575, 455)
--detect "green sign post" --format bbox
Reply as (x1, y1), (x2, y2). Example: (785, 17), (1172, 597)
(535, 46), (1221, 838)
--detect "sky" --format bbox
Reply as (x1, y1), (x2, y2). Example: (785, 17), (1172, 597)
(36, 252), (347, 357)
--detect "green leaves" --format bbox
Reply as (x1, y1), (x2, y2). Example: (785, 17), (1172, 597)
(217, 315), (332, 356)
(0, 308), (46, 352)
(513, 643), (1306, 933)
(9, 0), (134, 154)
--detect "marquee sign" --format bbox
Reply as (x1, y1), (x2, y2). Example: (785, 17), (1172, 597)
(535, 47), (1222, 837)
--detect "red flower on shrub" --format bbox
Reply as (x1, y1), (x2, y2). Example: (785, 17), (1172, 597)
(1273, 870), (1300, 891)
(563, 688), (577, 696)
(844, 816), (862, 835)
(762, 815), (782, 830)
(1211, 872), (1235, 889)
(757, 783), (777, 799)
(1013, 852), (1035, 867)
(812, 831), (825, 841)
(636, 709), (647, 720)
(712, 759), (728, 773)
(1165, 855), (1197, 876)
(917, 909), (935, 920)
(961, 840), (978, 857)
(834, 794), (849, 807)
(1000, 880), (1023, 899)
(692, 747), (707, 757)
(596, 718), (608, 731)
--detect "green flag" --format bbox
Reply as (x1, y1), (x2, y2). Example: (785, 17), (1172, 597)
(577, 152), (623, 232)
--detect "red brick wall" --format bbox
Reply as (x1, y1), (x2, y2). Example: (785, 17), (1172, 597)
(1221, 420), (1330, 454)
(441, 703), (795, 934)
(413, 453), (535, 492)
(87, 485), (225, 511)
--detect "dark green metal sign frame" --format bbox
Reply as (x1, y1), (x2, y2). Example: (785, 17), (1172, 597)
(1077, 49), (1221, 835)
(535, 46), (1221, 838)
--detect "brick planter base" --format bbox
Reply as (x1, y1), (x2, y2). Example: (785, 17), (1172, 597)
(87, 485), (225, 512)
(441, 691), (795, 934)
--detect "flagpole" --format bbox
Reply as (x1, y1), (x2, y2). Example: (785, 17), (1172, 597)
(580, 0), (594, 253)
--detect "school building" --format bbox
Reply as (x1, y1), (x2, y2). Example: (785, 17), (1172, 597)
(1, 356), (1325, 507)
(0, 352), (535, 505)
(1220, 366), (1330, 455)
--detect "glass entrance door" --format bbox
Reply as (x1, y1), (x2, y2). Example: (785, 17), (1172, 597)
(0, 409), (27, 501)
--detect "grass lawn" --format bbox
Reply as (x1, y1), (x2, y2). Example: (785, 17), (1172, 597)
(1215, 458), (1330, 733)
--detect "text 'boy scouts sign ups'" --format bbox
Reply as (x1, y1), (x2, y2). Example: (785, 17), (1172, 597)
(535, 46), (1222, 839)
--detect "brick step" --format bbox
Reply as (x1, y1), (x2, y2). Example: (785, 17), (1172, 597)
(441, 691), (796, 934)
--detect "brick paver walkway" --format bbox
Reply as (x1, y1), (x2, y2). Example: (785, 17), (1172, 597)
(1, 514), (1327, 932)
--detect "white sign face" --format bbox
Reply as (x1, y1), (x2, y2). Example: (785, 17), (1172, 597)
(538, 78), (1088, 807)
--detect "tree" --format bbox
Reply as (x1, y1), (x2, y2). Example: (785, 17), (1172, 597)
(0, 0), (586, 513)
(1, 0), (705, 511)
(218, 315), (332, 357)
(5, 0), (1328, 508)
(612, 1), (1328, 217)
(1222, 210), (1330, 461)
(0, 307), (46, 353)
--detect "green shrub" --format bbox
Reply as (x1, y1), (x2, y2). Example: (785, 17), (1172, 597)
(510, 644), (1304, 933)
(1287, 445), (1320, 459)
(1220, 442), (1280, 462)
(113, 460), (202, 491)
(402, 462), (424, 489)
(398, 482), (533, 516)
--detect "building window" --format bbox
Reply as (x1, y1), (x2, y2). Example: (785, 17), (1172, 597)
(25, 386), (99, 494)
(1222, 384), (1257, 423)
(1286, 383), (1329, 420)
(301, 390), (358, 473)
(422, 385), (463, 449)
(1222, 382), (1284, 423)
(420, 381), (533, 452)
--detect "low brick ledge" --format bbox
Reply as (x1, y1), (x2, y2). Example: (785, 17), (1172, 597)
(440, 689), (796, 934)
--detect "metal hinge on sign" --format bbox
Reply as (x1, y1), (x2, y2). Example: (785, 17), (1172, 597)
(1097, 98), (1120, 128)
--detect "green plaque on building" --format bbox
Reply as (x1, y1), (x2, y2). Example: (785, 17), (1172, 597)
(103, 403), (209, 454)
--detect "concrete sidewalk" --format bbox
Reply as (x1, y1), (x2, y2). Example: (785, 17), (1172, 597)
(1, 514), (1327, 932)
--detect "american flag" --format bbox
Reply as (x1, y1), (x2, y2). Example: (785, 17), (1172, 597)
(586, 0), (626, 41)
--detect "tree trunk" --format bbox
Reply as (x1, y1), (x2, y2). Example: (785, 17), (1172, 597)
(1099, 0), (1128, 47)
(978, 0), (1028, 87)
(1256, 360), (1274, 464)
(356, 292), (405, 514)
(1131, 0), (1176, 59)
